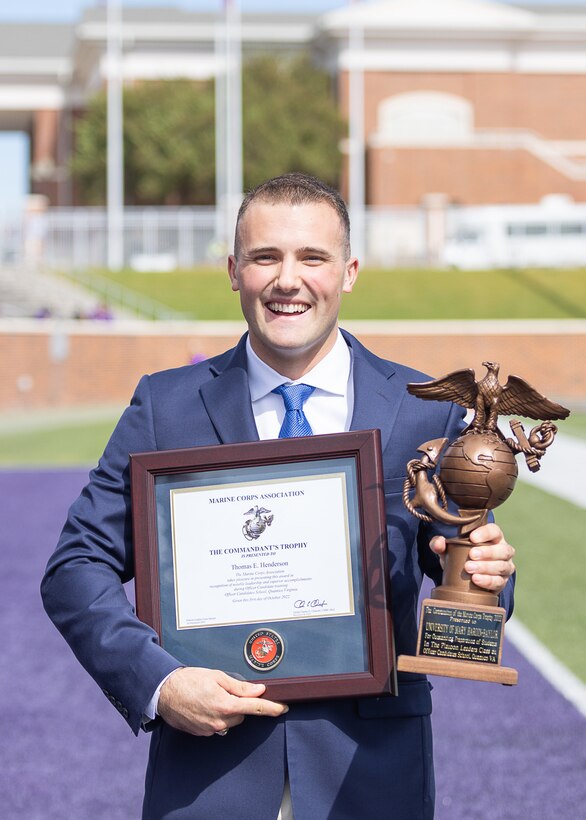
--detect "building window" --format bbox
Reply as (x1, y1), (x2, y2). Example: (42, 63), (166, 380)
(374, 91), (473, 147)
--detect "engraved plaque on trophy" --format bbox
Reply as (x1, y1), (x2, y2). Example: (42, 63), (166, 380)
(397, 362), (570, 684)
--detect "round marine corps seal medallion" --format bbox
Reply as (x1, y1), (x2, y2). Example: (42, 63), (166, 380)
(244, 629), (284, 671)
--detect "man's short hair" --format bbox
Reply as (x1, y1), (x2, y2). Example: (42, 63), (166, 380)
(234, 173), (351, 259)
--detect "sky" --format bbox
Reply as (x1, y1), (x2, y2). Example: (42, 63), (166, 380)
(0, 1), (343, 23)
(0, 0), (585, 208)
(0, 0), (583, 22)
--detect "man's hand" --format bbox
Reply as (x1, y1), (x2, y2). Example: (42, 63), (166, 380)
(157, 667), (289, 736)
(430, 523), (515, 596)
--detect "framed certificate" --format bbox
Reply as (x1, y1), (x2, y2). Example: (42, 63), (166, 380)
(130, 430), (397, 701)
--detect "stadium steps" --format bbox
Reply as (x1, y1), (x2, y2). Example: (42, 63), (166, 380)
(0, 265), (130, 319)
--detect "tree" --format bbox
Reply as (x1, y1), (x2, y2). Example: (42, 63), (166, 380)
(242, 55), (345, 190)
(71, 80), (215, 205)
(71, 55), (345, 205)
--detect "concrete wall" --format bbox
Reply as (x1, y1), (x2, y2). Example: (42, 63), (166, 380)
(1, 319), (583, 414)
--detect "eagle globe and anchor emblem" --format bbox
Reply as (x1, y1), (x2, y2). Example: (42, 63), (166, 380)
(399, 361), (570, 684)
(242, 505), (274, 541)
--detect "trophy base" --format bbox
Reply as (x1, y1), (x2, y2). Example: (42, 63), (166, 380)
(397, 598), (518, 686)
(397, 654), (518, 685)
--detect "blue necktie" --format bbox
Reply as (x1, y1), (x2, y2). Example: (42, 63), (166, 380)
(272, 383), (315, 438)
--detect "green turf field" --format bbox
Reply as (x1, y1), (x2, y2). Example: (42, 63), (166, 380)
(1, 411), (582, 462)
(561, 411), (586, 440)
(72, 266), (586, 320)
(1, 413), (583, 681)
(0, 419), (118, 466)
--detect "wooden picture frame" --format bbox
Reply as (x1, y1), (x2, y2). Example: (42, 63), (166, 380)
(130, 430), (396, 702)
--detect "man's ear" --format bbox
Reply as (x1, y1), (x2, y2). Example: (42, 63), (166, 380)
(342, 257), (359, 293)
(227, 255), (240, 292)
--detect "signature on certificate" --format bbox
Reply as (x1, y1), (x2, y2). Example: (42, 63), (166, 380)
(294, 598), (328, 610)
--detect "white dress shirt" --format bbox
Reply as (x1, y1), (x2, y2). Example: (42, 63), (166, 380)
(247, 329), (354, 440)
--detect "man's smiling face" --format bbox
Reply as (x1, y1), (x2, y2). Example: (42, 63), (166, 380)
(228, 200), (358, 379)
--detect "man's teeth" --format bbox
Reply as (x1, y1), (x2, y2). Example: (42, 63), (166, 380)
(267, 303), (309, 314)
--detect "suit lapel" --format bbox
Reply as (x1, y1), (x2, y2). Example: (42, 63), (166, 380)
(200, 337), (259, 444)
(345, 331), (406, 453)
(199, 330), (407, 449)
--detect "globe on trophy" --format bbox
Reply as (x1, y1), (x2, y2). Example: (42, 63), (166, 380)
(397, 361), (570, 684)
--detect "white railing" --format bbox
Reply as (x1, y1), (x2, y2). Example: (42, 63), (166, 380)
(45, 207), (222, 271)
(3, 201), (586, 274)
(0, 205), (429, 271)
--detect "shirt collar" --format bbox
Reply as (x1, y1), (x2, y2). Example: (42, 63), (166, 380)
(246, 330), (351, 402)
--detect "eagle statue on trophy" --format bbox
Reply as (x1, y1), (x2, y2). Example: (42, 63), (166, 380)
(403, 362), (570, 526)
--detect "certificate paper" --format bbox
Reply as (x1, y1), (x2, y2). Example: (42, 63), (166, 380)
(171, 474), (354, 629)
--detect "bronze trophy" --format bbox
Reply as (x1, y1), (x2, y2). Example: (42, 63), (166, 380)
(397, 362), (569, 684)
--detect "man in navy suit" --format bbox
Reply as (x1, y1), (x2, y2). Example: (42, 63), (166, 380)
(42, 173), (515, 819)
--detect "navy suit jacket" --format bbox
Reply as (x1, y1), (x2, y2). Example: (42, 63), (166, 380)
(42, 330), (514, 820)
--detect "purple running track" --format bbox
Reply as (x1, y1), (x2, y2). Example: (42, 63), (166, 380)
(1, 469), (584, 819)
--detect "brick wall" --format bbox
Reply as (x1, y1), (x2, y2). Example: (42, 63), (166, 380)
(368, 147), (586, 207)
(0, 319), (582, 413)
(356, 72), (586, 140)
(339, 70), (586, 206)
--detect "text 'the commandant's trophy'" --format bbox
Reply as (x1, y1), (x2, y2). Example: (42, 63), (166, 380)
(397, 362), (569, 684)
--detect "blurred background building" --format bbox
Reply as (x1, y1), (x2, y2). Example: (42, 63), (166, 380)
(2, 0), (586, 268)
(0, 6), (316, 208)
(0, 1), (584, 411)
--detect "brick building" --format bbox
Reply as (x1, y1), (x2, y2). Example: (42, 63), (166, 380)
(1, 0), (586, 208)
(322, 0), (586, 206)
